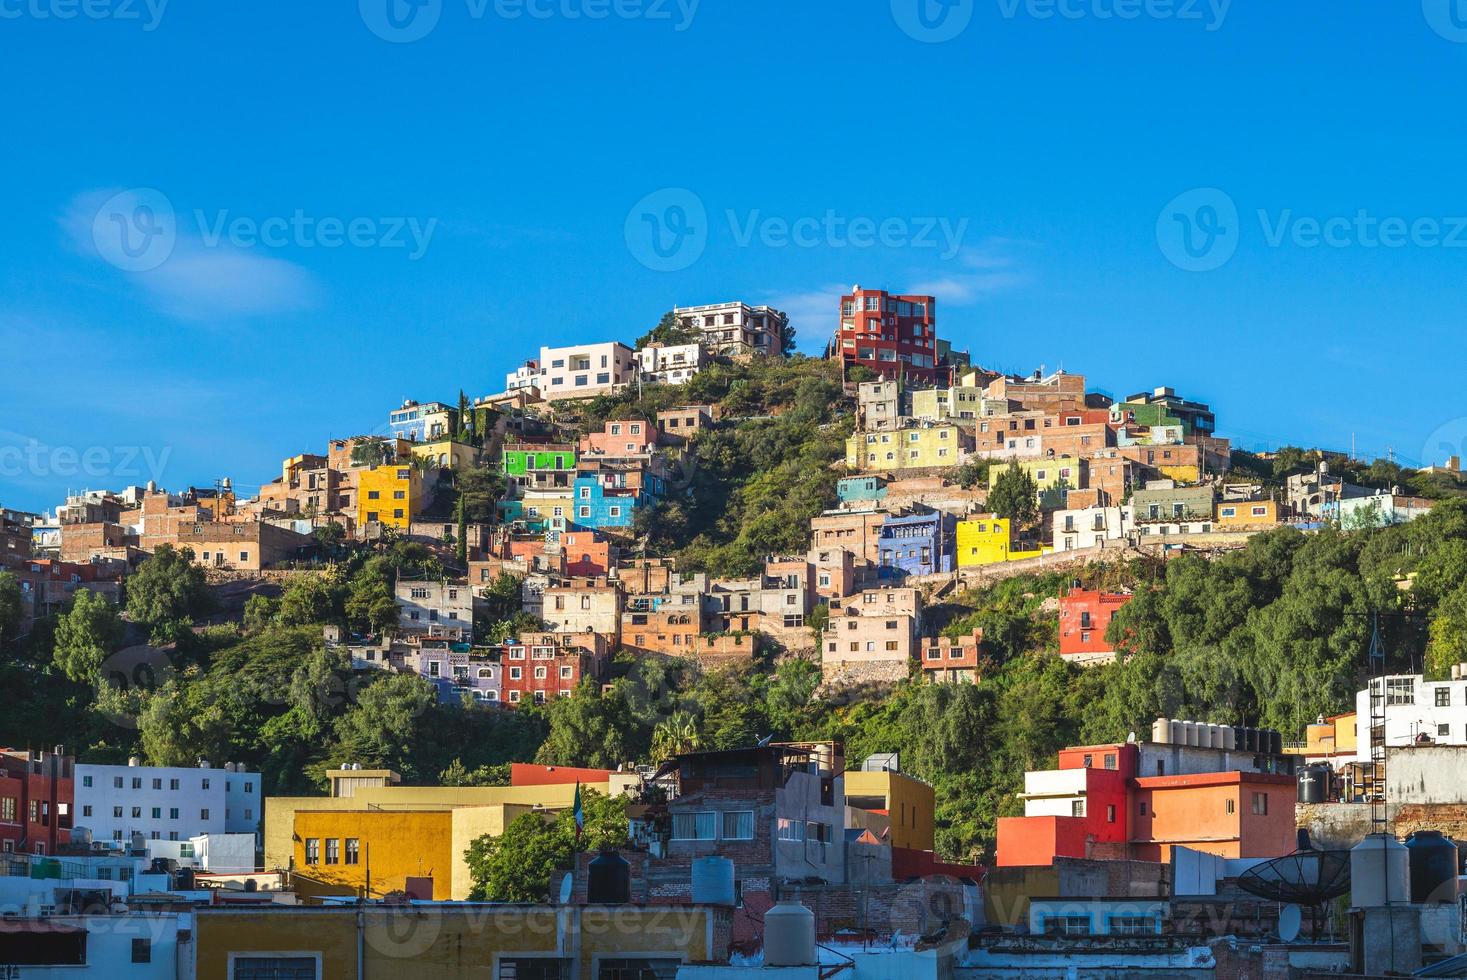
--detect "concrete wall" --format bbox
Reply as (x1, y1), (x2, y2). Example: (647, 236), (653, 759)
(1387, 744), (1467, 803)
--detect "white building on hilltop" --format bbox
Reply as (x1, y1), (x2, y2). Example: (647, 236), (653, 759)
(504, 342), (638, 401)
(636, 342), (703, 385)
(75, 760), (261, 846)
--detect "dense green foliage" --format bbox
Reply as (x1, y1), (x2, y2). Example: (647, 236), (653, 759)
(465, 789), (629, 901)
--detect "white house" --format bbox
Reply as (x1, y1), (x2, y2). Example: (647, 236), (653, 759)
(636, 342), (703, 385)
(75, 760), (261, 846)
(505, 342), (638, 401)
(1051, 506), (1128, 552)
(1354, 673), (1467, 762)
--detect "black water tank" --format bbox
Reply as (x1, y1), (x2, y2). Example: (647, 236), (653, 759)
(1405, 830), (1460, 904)
(1298, 765), (1331, 804)
(587, 849), (631, 905)
(1268, 730), (1283, 755)
(174, 867), (195, 891)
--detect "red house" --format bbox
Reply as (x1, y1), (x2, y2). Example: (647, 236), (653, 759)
(834, 287), (944, 384)
(0, 748), (74, 856)
(499, 636), (606, 707)
(560, 530), (613, 578)
(1058, 589), (1132, 665)
(579, 419), (657, 456)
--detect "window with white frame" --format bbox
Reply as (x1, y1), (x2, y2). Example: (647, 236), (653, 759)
(672, 811), (716, 840)
(721, 810), (755, 840)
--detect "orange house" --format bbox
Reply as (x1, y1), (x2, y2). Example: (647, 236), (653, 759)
(560, 530), (613, 577)
(1130, 771), (1296, 862)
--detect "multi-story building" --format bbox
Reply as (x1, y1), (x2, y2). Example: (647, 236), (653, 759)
(846, 423), (970, 472)
(1111, 386), (1216, 438)
(996, 725), (1297, 867)
(1051, 505), (1128, 552)
(500, 637), (604, 705)
(1116, 442), (1208, 483)
(12, 558), (124, 619)
(542, 577), (622, 639)
(988, 455), (1086, 510)
(656, 405), (715, 442)
(507, 342), (639, 401)
(0, 748), (74, 855)
(810, 508), (888, 566)
(636, 342), (703, 385)
(1337, 491), (1433, 528)
(395, 577), (474, 638)
(909, 379), (986, 423)
(833, 287), (941, 383)
(388, 400), (455, 442)
(407, 438), (479, 472)
(856, 379), (903, 430)
(1130, 481), (1215, 524)
(356, 463), (433, 530)
(558, 529), (613, 577)
(821, 588), (922, 686)
(983, 370), (1091, 415)
(876, 509), (954, 579)
(0, 511), (32, 568)
(75, 760), (259, 846)
(1214, 498), (1284, 530)
(919, 629), (983, 684)
(1354, 673), (1467, 760)
(175, 521), (312, 571)
(501, 443), (577, 491)
(579, 419), (657, 456)
(1058, 589), (1132, 665)
(406, 643), (502, 705)
(675, 301), (787, 356)
(571, 462), (665, 531)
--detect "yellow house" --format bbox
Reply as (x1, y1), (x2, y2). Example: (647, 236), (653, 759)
(1285, 711), (1357, 762)
(1159, 463), (1202, 483)
(408, 438), (479, 472)
(956, 514), (1050, 567)
(846, 424), (970, 472)
(844, 769), (936, 852)
(988, 456), (1083, 492)
(194, 904), (729, 980)
(267, 770), (638, 902)
(1214, 498), (1282, 529)
(357, 463), (429, 529)
(909, 384), (985, 423)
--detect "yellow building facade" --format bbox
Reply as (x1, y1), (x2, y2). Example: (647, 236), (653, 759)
(909, 385), (985, 423)
(194, 905), (728, 980)
(844, 770), (936, 852)
(956, 515), (1049, 567)
(987, 456), (1082, 492)
(356, 464), (427, 529)
(1214, 498), (1282, 530)
(409, 439), (479, 472)
(846, 424), (969, 472)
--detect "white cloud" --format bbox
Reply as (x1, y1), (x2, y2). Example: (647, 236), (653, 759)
(60, 188), (320, 320)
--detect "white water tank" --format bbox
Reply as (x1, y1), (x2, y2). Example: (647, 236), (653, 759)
(691, 856), (735, 907)
(1351, 833), (1411, 907)
(764, 900), (816, 966)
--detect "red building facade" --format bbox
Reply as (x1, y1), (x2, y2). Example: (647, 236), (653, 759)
(0, 749), (74, 856)
(1058, 589), (1133, 664)
(834, 287), (942, 384)
(499, 645), (602, 706)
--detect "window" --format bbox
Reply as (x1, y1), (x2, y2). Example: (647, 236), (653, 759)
(1106, 804), (1116, 823)
(672, 811), (716, 840)
(1437, 688), (1452, 707)
(232, 957), (320, 980)
(132, 938), (151, 963)
(1386, 677), (1415, 706)
(305, 838), (320, 864)
(326, 838), (340, 864)
(1439, 723), (1451, 737)
(1103, 753), (1117, 770)
(1138, 801), (1147, 816)
(346, 838), (360, 865)
(1041, 915), (1092, 936)
(1226, 798), (1236, 815)
(1251, 792), (1268, 815)
(776, 818), (805, 842)
(721, 810), (755, 840)
(1110, 913), (1159, 937)
(201, 808), (210, 820)
(1071, 800), (1086, 817)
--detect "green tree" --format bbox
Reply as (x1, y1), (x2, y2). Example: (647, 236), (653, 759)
(275, 575), (341, 627)
(0, 571), (24, 647)
(457, 390), (472, 441)
(649, 712), (700, 762)
(138, 681), (234, 767)
(327, 672), (436, 777)
(634, 310), (699, 349)
(126, 545), (208, 642)
(52, 590), (125, 684)
(465, 789), (629, 901)
(988, 461), (1040, 528)
(351, 438), (392, 467)
(534, 680), (638, 768)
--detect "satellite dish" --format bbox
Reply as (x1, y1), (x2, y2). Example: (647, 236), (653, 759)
(1279, 904), (1302, 942)
(557, 872), (573, 904)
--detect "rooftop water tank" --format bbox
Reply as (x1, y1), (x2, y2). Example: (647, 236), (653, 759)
(691, 856), (736, 907)
(1350, 833), (1410, 908)
(1298, 765), (1331, 805)
(764, 900), (816, 967)
(587, 849), (631, 905)
(1405, 831), (1459, 904)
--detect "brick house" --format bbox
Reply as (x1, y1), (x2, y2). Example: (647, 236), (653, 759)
(579, 419), (657, 456)
(1058, 589), (1133, 665)
(919, 628), (983, 684)
(0, 748), (74, 856)
(821, 588), (922, 686)
(175, 521), (313, 572)
(498, 630), (609, 705)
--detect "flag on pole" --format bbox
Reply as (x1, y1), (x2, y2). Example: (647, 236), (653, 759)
(573, 781), (585, 845)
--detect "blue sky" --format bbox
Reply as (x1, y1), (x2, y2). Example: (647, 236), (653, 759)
(3, 0), (1467, 513)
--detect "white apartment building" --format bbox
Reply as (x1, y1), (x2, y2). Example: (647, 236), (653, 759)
(504, 342), (638, 401)
(1052, 506), (1129, 552)
(636, 342), (703, 385)
(394, 578), (474, 637)
(1355, 673), (1467, 762)
(75, 760), (260, 845)
(674, 301), (787, 356)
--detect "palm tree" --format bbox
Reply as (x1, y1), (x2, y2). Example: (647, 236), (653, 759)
(650, 712), (701, 762)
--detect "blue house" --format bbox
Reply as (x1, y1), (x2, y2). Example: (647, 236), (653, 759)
(572, 471), (664, 530)
(877, 509), (954, 579)
(837, 475), (888, 506)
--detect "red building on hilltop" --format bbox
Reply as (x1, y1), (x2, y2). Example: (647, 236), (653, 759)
(833, 287), (943, 384)
(1058, 589), (1132, 665)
